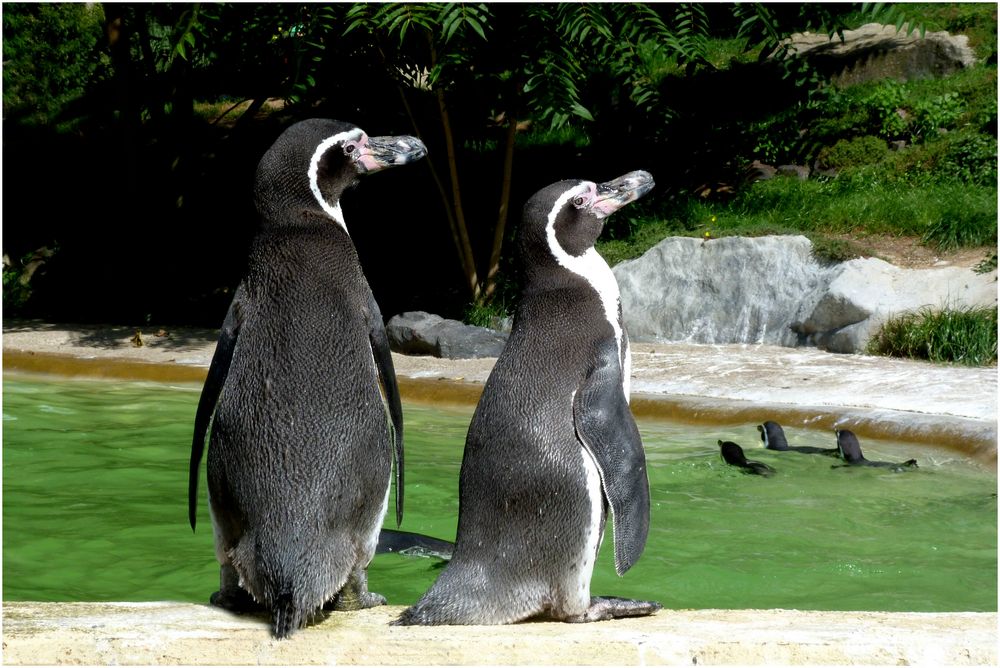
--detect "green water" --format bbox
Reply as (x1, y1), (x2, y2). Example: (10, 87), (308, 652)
(3, 373), (996, 611)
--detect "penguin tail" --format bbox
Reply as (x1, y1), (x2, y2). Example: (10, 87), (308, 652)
(271, 591), (304, 639)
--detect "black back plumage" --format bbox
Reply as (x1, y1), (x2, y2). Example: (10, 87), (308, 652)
(719, 440), (775, 476)
(758, 420), (839, 456)
(189, 119), (421, 637)
(835, 429), (918, 471)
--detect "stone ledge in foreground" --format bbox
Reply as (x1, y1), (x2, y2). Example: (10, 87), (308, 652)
(2, 602), (995, 666)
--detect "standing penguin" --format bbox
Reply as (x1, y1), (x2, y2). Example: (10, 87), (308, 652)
(396, 171), (659, 625)
(188, 119), (426, 638)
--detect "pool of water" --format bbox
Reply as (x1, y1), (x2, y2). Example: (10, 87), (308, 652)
(3, 373), (996, 612)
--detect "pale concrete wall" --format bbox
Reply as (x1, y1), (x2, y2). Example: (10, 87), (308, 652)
(2, 602), (996, 666)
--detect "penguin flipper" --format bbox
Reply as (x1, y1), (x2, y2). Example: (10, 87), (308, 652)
(573, 339), (650, 577)
(189, 283), (246, 530)
(366, 290), (404, 526)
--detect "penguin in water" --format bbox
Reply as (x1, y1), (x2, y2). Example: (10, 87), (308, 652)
(376, 529), (454, 561)
(395, 171), (660, 625)
(718, 440), (775, 476)
(758, 421), (838, 456)
(834, 429), (918, 471)
(188, 119), (426, 638)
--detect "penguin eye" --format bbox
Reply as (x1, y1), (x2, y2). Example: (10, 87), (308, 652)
(344, 144), (356, 155)
(573, 196), (586, 207)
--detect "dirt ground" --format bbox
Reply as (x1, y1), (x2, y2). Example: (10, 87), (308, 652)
(837, 233), (995, 269)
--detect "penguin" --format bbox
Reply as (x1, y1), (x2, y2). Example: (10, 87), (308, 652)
(188, 119), (426, 638)
(718, 440), (775, 476)
(376, 529), (454, 560)
(757, 421), (838, 456)
(395, 171), (660, 626)
(834, 429), (918, 471)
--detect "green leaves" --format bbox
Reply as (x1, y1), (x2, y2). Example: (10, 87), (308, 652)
(439, 3), (490, 43)
(346, 4), (491, 46)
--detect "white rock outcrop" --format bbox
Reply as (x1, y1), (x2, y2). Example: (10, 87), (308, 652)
(612, 235), (997, 353)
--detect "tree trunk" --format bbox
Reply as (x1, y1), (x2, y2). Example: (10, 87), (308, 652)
(434, 86), (480, 301)
(482, 114), (518, 303)
(429, 36), (480, 302)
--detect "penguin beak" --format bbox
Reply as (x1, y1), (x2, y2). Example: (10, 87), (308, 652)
(355, 135), (428, 173)
(592, 170), (654, 219)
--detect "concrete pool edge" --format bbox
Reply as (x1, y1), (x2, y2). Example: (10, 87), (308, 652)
(4, 349), (997, 464)
(2, 602), (996, 666)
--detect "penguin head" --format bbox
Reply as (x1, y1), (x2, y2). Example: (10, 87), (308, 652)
(835, 429), (863, 462)
(254, 118), (427, 230)
(519, 170), (654, 270)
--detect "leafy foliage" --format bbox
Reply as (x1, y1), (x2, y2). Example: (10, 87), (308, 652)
(817, 136), (889, 171)
(2, 3), (108, 127)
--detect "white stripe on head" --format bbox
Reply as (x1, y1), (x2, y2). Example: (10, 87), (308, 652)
(544, 183), (628, 397)
(307, 129), (362, 233)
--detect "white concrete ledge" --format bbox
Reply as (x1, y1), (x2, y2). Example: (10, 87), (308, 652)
(2, 602), (995, 665)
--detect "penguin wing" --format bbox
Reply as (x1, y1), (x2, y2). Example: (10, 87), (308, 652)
(573, 339), (650, 576)
(188, 283), (246, 530)
(366, 290), (404, 526)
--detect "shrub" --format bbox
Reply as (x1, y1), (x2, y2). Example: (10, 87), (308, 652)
(860, 79), (909, 139)
(816, 136), (888, 171)
(911, 92), (965, 140)
(463, 299), (511, 329)
(937, 133), (998, 186)
(867, 306), (998, 366)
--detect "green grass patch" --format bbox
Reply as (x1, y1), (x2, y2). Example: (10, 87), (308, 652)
(867, 306), (998, 366)
(462, 298), (511, 329)
(597, 175), (995, 265)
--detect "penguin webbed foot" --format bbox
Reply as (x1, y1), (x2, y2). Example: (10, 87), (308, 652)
(565, 596), (661, 623)
(324, 568), (386, 611)
(210, 587), (266, 614)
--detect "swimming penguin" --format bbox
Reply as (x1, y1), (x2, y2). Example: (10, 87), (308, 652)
(376, 529), (454, 560)
(395, 171), (659, 626)
(758, 421), (838, 456)
(718, 440), (775, 476)
(188, 119), (426, 638)
(834, 429), (918, 471)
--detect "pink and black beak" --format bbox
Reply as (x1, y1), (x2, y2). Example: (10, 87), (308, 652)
(592, 170), (655, 219)
(355, 135), (427, 174)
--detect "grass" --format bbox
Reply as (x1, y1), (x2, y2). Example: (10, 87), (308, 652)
(596, 175), (997, 264)
(867, 306), (998, 366)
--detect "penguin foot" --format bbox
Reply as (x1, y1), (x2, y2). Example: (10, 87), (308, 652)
(210, 587), (266, 613)
(325, 590), (386, 611)
(323, 568), (386, 611)
(565, 596), (661, 623)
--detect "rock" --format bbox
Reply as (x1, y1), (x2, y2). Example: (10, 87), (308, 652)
(784, 23), (978, 86)
(613, 236), (831, 347)
(745, 160), (777, 182)
(794, 258), (999, 353)
(777, 164), (810, 180)
(386, 311), (508, 359)
(613, 235), (998, 353)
